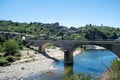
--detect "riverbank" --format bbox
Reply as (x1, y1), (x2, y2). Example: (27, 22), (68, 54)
(99, 71), (111, 80)
(0, 59), (56, 80)
(99, 58), (120, 80)
(0, 46), (107, 80)
(0, 47), (81, 80)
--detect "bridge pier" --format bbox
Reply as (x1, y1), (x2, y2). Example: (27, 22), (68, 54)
(64, 50), (73, 66)
(27, 40), (120, 66)
(38, 46), (45, 53)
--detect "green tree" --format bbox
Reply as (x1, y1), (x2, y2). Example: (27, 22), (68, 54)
(111, 32), (118, 39)
(66, 35), (74, 40)
(0, 34), (5, 43)
(74, 34), (85, 40)
(85, 28), (107, 40)
(4, 39), (19, 56)
(0, 45), (4, 52)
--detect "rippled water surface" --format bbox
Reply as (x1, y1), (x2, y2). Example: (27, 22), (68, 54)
(24, 50), (117, 80)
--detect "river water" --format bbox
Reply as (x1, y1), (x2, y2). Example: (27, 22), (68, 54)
(24, 49), (117, 80)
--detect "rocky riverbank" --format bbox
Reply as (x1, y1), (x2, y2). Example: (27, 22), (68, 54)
(0, 47), (81, 80)
(0, 59), (56, 80)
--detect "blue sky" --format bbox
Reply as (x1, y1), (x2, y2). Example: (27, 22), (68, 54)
(0, 0), (120, 27)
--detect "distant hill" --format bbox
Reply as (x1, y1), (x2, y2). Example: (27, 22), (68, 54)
(0, 20), (120, 40)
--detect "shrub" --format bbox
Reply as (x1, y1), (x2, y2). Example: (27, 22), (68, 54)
(6, 55), (16, 62)
(3, 39), (19, 56)
(64, 73), (92, 80)
(0, 45), (4, 52)
(15, 56), (21, 60)
(110, 59), (120, 73)
(15, 52), (21, 57)
(0, 58), (8, 66)
(109, 59), (120, 79)
(21, 67), (25, 70)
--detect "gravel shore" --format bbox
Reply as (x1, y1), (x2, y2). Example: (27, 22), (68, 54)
(0, 59), (57, 80)
(0, 47), (81, 80)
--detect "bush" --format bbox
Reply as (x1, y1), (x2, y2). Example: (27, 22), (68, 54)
(15, 52), (21, 57)
(109, 59), (120, 79)
(3, 39), (19, 56)
(110, 59), (120, 73)
(64, 73), (92, 80)
(6, 55), (16, 62)
(21, 67), (25, 70)
(0, 45), (4, 52)
(0, 58), (8, 66)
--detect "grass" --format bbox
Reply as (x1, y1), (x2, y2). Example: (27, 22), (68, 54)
(64, 73), (92, 80)
(100, 59), (120, 80)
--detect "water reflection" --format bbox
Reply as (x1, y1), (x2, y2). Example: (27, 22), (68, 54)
(57, 50), (117, 77)
(24, 50), (117, 80)
(64, 65), (73, 75)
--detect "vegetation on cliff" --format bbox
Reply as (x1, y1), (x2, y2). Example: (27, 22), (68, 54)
(0, 20), (120, 40)
(0, 20), (120, 80)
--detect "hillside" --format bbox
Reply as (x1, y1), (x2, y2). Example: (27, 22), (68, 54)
(0, 20), (120, 40)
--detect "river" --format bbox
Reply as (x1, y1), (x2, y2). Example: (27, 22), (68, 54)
(24, 49), (117, 80)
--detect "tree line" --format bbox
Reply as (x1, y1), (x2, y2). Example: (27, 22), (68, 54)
(0, 20), (120, 40)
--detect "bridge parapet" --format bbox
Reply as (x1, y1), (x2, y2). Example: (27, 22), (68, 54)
(26, 40), (120, 65)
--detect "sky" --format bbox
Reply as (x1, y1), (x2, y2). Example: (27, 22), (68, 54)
(0, 0), (120, 27)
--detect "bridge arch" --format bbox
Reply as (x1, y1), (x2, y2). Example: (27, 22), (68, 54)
(39, 42), (64, 54)
(97, 44), (120, 58)
(27, 40), (120, 65)
(63, 44), (120, 65)
(71, 44), (120, 58)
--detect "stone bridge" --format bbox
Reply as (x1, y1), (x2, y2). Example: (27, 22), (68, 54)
(26, 40), (120, 65)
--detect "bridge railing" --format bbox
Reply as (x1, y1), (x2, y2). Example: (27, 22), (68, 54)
(26, 39), (115, 41)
